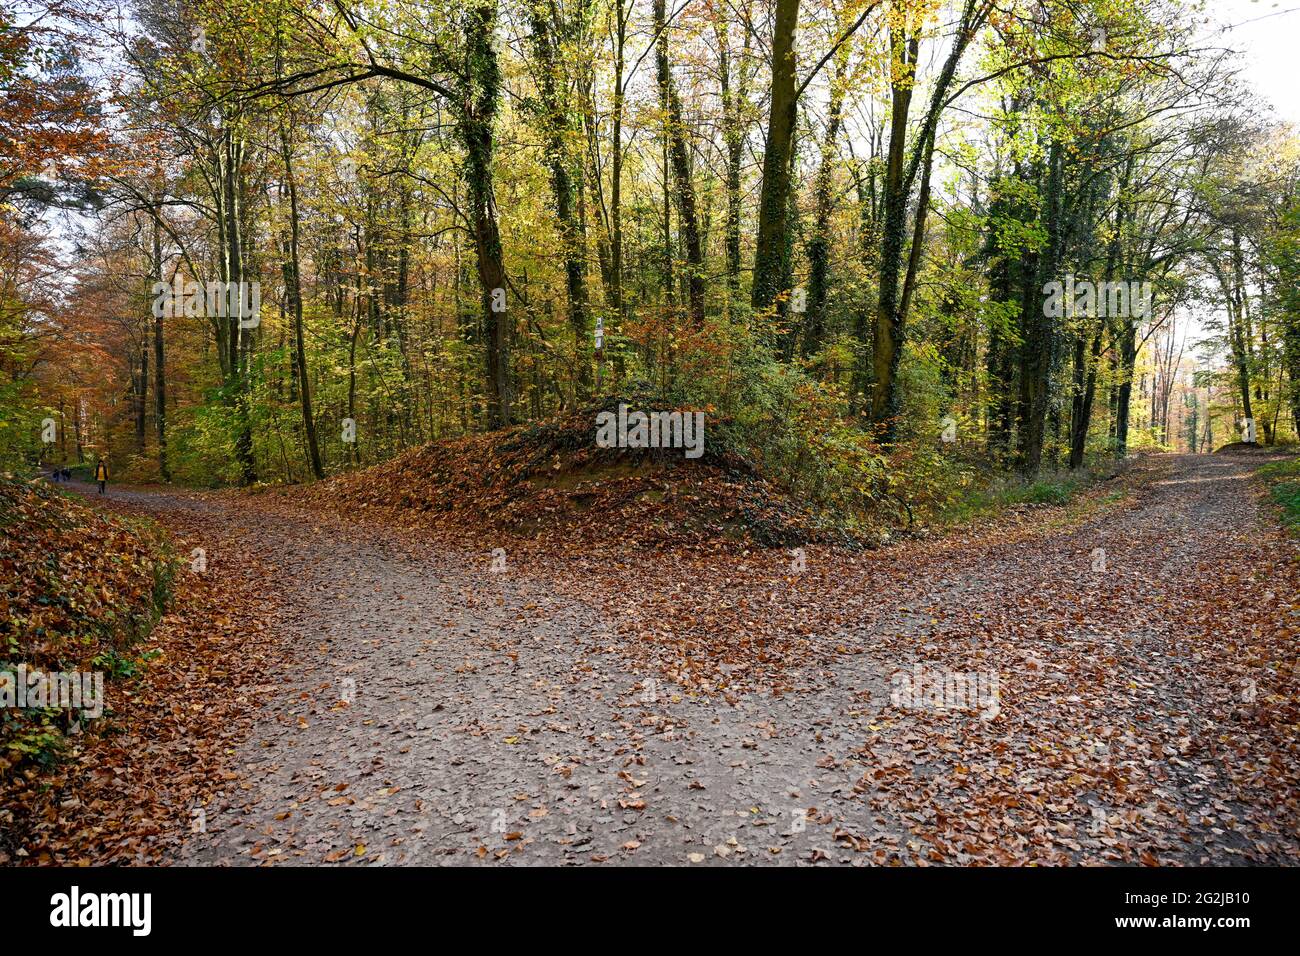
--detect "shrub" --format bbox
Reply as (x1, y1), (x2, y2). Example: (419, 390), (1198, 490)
(1258, 457), (1300, 530)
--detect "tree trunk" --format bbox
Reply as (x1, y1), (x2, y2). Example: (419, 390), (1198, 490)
(280, 123), (325, 480)
(716, 5), (753, 297)
(1070, 154), (1132, 469)
(609, 0), (630, 381)
(152, 219), (169, 481)
(1284, 310), (1300, 437)
(1068, 328), (1103, 469)
(866, 0), (988, 435)
(528, 3), (591, 397)
(1114, 322), (1138, 458)
(750, 0), (801, 317)
(462, 2), (512, 427)
(654, 0), (705, 326)
(802, 69), (844, 358)
(1229, 229), (1255, 437)
(136, 342), (148, 454)
(1016, 140), (1063, 476)
(869, 22), (918, 432)
(215, 128), (256, 484)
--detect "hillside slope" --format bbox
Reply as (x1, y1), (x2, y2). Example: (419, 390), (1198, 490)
(1, 477), (174, 775)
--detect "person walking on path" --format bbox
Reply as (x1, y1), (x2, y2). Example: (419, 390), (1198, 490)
(94, 458), (109, 494)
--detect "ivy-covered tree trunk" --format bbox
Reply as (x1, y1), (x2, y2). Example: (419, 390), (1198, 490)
(986, 323), (1014, 462)
(1070, 153), (1131, 469)
(653, 0), (705, 326)
(984, 167), (1026, 463)
(1283, 308), (1300, 437)
(528, 2), (591, 398)
(462, 2), (511, 427)
(851, 133), (882, 413)
(750, 0), (800, 317)
(802, 72), (844, 358)
(135, 345), (147, 453)
(609, 0), (630, 372)
(867, 0), (989, 437)
(1068, 328), (1103, 470)
(869, 23), (918, 433)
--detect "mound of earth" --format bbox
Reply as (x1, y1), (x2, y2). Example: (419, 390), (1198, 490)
(1214, 441), (1267, 454)
(0, 476), (175, 777)
(294, 403), (853, 549)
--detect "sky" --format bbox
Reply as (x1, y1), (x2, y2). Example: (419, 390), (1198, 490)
(1171, 3), (1300, 359)
(1208, 1), (1300, 124)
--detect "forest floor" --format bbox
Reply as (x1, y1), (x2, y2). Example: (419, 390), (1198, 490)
(51, 450), (1300, 865)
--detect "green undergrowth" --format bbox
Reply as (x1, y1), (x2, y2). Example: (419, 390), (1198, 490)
(1257, 457), (1300, 531)
(936, 465), (1122, 527)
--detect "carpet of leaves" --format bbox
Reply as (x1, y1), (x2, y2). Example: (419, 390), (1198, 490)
(1, 483), (285, 864)
(2, 477), (174, 788)
(8, 442), (1295, 866)
(286, 444), (1299, 864)
(1, 477), (172, 674)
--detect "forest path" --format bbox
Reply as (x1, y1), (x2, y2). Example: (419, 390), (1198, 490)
(79, 451), (1298, 865)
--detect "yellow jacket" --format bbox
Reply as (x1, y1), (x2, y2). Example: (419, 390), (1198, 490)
(95, 462), (109, 480)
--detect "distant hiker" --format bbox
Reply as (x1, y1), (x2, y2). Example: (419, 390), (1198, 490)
(94, 459), (109, 494)
(62, 468), (71, 481)
(51, 466), (61, 483)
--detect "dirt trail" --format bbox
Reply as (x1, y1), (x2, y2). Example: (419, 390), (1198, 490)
(81, 452), (1299, 865)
